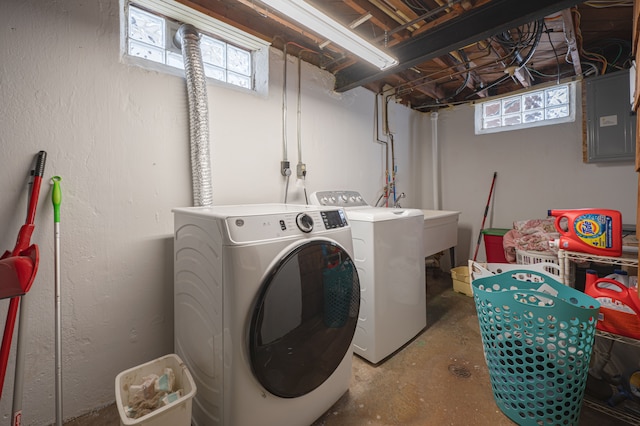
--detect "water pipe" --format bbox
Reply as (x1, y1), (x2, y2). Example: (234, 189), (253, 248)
(373, 93), (390, 206)
(431, 111), (441, 210)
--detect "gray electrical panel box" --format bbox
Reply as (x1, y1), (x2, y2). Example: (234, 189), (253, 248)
(585, 69), (636, 162)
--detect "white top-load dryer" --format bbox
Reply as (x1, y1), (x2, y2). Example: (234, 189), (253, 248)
(310, 191), (425, 364)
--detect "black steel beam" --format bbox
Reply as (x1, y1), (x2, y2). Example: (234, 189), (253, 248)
(334, 0), (584, 92)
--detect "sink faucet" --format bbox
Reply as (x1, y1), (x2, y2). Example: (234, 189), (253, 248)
(394, 192), (406, 208)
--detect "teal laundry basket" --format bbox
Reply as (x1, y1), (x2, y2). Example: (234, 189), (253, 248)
(323, 261), (355, 328)
(472, 270), (600, 426)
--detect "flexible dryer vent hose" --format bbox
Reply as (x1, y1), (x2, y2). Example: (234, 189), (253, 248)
(174, 24), (213, 207)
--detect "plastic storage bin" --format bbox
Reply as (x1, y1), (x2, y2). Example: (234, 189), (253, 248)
(516, 249), (559, 266)
(481, 228), (510, 263)
(516, 249), (560, 276)
(115, 354), (196, 426)
(472, 270), (600, 426)
(451, 266), (472, 297)
(469, 260), (560, 281)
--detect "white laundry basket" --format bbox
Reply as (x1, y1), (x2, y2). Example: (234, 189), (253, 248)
(115, 354), (196, 426)
(515, 249), (560, 277)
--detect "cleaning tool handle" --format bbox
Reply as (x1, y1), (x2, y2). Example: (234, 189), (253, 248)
(34, 151), (47, 178)
(0, 298), (20, 400)
(27, 150), (47, 223)
(14, 152), (47, 255)
(25, 151), (47, 227)
(472, 172), (497, 262)
(51, 177), (62, 223)
(51, 175), (63, 425)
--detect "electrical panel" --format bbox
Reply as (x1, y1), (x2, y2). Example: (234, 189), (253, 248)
(585, 69), (636, 163)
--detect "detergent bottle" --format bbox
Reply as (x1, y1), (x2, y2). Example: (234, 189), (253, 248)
(548, 208), (622, 256)
(585, 269), (640, 339)
(605, 269), (629, 287)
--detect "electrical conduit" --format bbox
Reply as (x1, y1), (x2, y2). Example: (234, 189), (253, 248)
(297, 52), (308, 203)
(281, 44), (291, 203)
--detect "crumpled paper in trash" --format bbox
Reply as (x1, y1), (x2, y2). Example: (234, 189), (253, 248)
(125, 367), (183, 419)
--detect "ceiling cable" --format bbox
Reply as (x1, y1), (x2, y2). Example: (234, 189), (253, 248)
(373, 0), (464, 42)
(437, 50), (472, 102)
(543, 22), (562, 84)
(392, 48), (517, 94)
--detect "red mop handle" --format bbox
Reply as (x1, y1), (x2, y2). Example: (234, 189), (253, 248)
(25, 151), (47, 226)
(11, 152), (46, 256)
(0, 151), (47, 399)
(473, 172), (497, 262)
(0, 298), (19, 399)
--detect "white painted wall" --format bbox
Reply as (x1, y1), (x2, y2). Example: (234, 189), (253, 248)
(0, 0), (419, 424)
(2, 0), (638, 424)
(419, 99), (637, 264)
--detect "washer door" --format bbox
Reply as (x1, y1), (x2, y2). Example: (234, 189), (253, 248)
(249, 240), (360, 398)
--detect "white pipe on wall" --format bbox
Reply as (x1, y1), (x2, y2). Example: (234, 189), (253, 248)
(431, 111), (440, 210)
(282, 44), (288, 165)
(281, 44), (292, 203)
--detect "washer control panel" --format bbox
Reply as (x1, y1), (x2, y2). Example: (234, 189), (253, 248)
(296, 213), (314, 233)
(224, 208), (348, 242)
(320, 209), (348, 229)
(309, 190), (369, 207)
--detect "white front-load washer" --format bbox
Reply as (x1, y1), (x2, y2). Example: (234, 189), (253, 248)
(173, 204), (359, 426)
(310, 191), (425, 364)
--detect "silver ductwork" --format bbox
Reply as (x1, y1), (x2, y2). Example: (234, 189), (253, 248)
(174, 24), (213, 207)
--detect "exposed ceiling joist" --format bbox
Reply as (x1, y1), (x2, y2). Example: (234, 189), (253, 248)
(561, 8), (583, 77)
(176, 0), (632, 111)
(334, 0), (584, 92)
(342, 0), (411, 43)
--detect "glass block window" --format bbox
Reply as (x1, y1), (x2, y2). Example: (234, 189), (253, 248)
(475, 82), (575, 134)
(124, 2), (268, 93)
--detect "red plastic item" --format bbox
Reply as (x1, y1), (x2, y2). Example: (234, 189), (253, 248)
(0, 151), (46, 399)
(0, 240), (38, 300)
(548, 208), (623, 256)
(585, 269), (640, 339)
(482, 228), (509, 263)
(484, 235), (508, 263)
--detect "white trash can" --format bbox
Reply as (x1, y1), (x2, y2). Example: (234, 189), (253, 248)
(115, 354), (196, 426)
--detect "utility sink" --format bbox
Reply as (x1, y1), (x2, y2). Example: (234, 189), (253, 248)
(421, 210), (460, 258)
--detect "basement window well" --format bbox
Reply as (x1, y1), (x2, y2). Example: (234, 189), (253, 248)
(474, 81), (576, 135)
(122, 0), (269, 95)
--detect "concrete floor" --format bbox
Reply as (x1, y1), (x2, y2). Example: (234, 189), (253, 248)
(65, 269), (633, 426)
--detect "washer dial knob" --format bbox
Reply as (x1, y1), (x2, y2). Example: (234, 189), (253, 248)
(296, 213), (314, 233)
